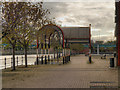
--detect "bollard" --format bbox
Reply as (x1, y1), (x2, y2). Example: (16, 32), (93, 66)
(17, 57), (18, 66)
(67, 56), (69, 62)
(5, 58), (6, 69)
(45, 55), (47, 64)
(110, 58), (114, 67)
(89, 55), (91, 63)
(41, 56), (43, 64)
(114, 53), (116, 58)
(69, 55), (70, 61)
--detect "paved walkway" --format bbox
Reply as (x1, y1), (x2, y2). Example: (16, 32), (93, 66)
(2, 55), (118, 88)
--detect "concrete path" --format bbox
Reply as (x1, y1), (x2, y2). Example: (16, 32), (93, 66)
(2, 55), (118, 88)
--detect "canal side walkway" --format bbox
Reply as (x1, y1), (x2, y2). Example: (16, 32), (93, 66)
(2, 54), (118, 88)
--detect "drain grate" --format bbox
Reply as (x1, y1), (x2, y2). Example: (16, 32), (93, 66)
(90, 81), (118, 88)
(90, 86), (118, 88)
(90, 81), (115, 83)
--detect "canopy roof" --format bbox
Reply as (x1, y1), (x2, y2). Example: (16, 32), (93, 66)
(61, 27), (90, 39)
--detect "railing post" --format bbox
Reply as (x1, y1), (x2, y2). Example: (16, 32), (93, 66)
(59, 48), (60, 58)
(21, 56), (23, 65)
(65, 56), (67, 64)
(57, 48), (59, 64)
(48, 42), (50, 64)
(17, 57), (18, 66)
(48, 55), (50, 64)
(11, 57), (13, 68)
(41, 56), (43, 64)
(5, 58), (6, 69)
(66, 56), (68, 63)
(63, 48), (64, 64)
(41, 43), (43, 64)
(45, 55), (47, 64)
(63, 57), (64, 64)
(36, 56), (39, 65)
(51, 56), (53, 64)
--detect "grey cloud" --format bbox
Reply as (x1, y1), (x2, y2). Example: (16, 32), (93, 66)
(65, 17), (76, 23)
(43, 2), (69, 17)
(43, 2), (115, 41)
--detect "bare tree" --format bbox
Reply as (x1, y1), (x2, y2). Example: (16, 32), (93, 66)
(2, 2), (21, 70)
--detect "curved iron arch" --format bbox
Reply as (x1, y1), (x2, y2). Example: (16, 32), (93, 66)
(40, 24), (64, 48)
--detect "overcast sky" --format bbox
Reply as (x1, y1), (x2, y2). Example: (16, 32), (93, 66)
(43, 2), (116, 42)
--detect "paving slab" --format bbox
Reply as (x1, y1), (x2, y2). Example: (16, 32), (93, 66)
(2, 54), (118, 88)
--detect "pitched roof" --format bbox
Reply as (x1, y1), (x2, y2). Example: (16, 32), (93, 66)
(61, 27), (90, 39)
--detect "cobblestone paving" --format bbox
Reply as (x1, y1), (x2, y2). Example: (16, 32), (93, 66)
(3, 55), (118, 88)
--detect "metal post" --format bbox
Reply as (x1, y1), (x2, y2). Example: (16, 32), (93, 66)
(41, 43), (43, 64)
(11, 57), (13, 68)
(41, 56), (43, 64)
(54, 48), (55, 64)
(64, 49), (66, 63)
(17, 57), (18, 66)
(97, 44), (99, 55)
(45, 55), (47, 64)
(62, 49), (63, 56)
(21, 56), (23, 65)
(36, 37), (39, 65)
(65, 56), (67, 64)
(45, 35), (47, 64)
(110, 58), (114, 67)
(57, 47), (59, 64)
(89, 54), (91, 63)
(54, 48), (55, 59)
(50, 56), (53, 64)
(36, 56), (39, 65)
(89, 24), (92, 63)
(48, 55), (50, 64)
(48, 43), (50, 64)
(59, 47), (60, 58)
(57, 48), (58, 59)
(63, 56), (65, 64)
(5, 58), (6, 69)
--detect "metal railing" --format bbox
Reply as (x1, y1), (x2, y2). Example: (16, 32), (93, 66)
(1, 53), (70, 69)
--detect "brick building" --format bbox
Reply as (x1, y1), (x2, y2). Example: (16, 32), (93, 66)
(115, 0), (120, 66)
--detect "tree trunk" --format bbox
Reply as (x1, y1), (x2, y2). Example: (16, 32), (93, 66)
(24, 45), (27, 67)
(12, 45), (16, 70)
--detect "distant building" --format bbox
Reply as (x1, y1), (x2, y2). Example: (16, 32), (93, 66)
(61, 25), (91, 54)
(61, 26), (91, 44)
(115, 0), (120, 66)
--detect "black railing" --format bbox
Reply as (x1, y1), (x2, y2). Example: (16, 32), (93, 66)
(1, 53), (70, 70)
